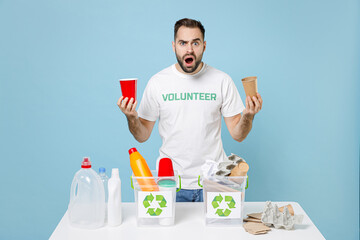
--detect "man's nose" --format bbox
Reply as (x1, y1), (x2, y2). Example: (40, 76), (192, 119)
(186, 44), (194, 53)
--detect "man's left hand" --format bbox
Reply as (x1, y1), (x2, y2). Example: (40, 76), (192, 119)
(242, 93), (263, 119)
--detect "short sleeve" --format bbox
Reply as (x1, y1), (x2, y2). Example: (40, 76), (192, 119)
(221, 76), (245, 117)
(138, 78), (160, 121)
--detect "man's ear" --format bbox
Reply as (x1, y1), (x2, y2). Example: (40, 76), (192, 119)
(172, 41), (175, 53)
(203, 41), (206, 52)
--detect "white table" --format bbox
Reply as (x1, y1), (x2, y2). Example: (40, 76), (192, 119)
(50, 202), (325, 240)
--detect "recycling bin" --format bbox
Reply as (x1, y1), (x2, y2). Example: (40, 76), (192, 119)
(131, 171), (181, 226)
(199, 175), (248, 226)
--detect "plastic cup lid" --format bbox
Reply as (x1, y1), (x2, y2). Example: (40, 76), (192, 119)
(158, 179), (176, 188)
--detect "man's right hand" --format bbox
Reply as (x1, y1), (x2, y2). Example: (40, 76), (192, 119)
(117, 96), (138, 119)
(117, 96), (155, 143)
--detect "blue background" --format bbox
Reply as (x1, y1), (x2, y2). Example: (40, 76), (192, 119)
(0, 0), (359, 239)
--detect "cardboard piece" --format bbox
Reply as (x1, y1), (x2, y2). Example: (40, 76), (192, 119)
(243, 222), (271, 235)
(228, 153), (244, 163)
(215, 153), (249, 178)
(241, 76), (258, 97)
(261, 201), (304, 230)
(244, 212), (262, 223)
(243, 217), (262, 223)
(247, 212), (262, 220)
(215, 169), (231, 176)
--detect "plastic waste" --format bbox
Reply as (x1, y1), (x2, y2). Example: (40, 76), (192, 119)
(129, 148), (159, 191)
(157, 158), (176, 226)
(108, 168), (122, 226)
(99, 168), (109, 202)
(99, 167), (109, 222)
(68, 157), (105, 229)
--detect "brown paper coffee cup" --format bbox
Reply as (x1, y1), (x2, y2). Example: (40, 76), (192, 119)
(241, 76), (258, 97)
(279, 204), (294, 216)
(229, 162), (249, 187)
(229, 162), (249, 177)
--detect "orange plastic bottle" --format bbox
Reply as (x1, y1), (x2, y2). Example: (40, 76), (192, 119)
(129, 148), (159, 191)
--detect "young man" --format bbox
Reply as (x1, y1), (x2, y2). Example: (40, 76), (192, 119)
(117, 18), (263, 202)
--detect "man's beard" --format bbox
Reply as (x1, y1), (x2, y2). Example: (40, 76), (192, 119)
(176, 52), (203, 73)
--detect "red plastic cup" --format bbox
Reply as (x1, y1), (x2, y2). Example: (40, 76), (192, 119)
(158, 158), (174, 177)
(119, 78), (137, 101)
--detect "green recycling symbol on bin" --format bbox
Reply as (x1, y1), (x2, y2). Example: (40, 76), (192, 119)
(143, 193), (167, 216)
(212, 194), (236, 217)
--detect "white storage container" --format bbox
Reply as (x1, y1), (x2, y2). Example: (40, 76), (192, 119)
(131, 171), (181, 227)
(200, 175), (248, 226)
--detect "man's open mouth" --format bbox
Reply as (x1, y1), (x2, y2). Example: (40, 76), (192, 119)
(184, 55), (195, 67)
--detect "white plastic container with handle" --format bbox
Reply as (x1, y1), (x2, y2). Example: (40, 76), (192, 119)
(68, 157), (105, 229)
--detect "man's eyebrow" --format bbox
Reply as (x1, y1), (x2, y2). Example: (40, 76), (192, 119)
(178, 38), (202, 43)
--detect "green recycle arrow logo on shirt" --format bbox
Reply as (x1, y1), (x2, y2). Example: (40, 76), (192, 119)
(143, 193), (167, 216)
(211, 194), (236, 217)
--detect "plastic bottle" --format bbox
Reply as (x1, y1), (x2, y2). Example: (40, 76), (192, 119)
(157, 158), (176, 226)
(129, 148), (159, 191)
(108, 168), (122, 226)
(99, 167), (109, 222)
(68, 157), (105, 229)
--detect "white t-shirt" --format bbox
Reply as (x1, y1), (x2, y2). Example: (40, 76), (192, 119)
(138, 63), (245, 189)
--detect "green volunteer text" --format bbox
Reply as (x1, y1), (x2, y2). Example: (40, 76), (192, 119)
(162, 92), (216, 101)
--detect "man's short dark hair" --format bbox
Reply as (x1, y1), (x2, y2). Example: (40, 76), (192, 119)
(174, 18), (205, 40)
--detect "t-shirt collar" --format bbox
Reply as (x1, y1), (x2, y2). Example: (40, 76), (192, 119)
(171, 63), (207, 78)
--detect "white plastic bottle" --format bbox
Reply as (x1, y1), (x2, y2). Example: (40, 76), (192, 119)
(68, 157), (105, 229)
(99, 167), (109, 222)
(107, 168), (122, 226)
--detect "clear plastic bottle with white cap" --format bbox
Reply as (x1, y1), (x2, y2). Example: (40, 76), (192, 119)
(107, 168), (122, 226)
(68, 157), (105, 229)
(99, 167), (109, 222)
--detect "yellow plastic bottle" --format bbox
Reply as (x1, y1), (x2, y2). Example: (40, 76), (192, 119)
(129, 148), (159, 191)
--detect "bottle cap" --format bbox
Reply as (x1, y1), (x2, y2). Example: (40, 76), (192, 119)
(158, 158), (174, 177)
(158, 179), (176, 188)
(99, 167), (106, 173)
(128, 148), (138, 155)
(111, 168), (120, 178)
(81, 157), (91, 168)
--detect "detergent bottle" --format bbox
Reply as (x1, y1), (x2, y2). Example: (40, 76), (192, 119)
(129, 148), (159, 191)
(68, 157), (105, 229)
